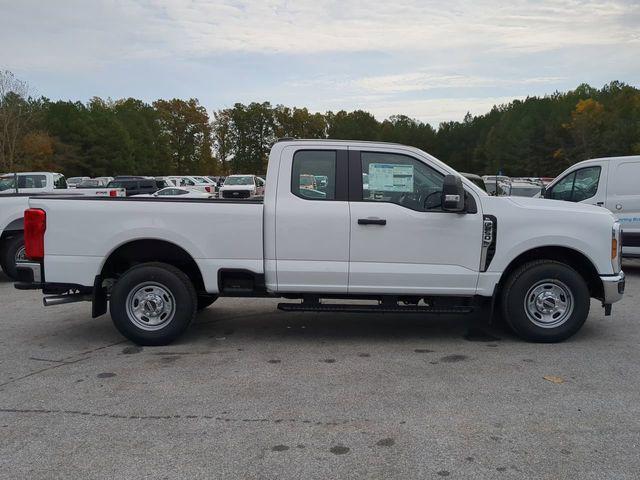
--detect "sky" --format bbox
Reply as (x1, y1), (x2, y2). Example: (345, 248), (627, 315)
(1, 0), (639, 126)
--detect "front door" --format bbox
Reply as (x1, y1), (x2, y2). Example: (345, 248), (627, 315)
(348, 149), (483, 295)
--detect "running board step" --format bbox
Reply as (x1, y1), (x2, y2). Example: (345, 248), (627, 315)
(277, 303), (474, 314)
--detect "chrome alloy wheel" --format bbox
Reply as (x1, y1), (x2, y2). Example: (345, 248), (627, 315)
(524, 280), (574, 328)
(126, 282), (176, 331)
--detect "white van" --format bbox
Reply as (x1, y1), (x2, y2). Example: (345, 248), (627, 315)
(544, 156), (640, 257)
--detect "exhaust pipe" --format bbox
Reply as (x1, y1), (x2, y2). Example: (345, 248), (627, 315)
(43, 294), (91, 307)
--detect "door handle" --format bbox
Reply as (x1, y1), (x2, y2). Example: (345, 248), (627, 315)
(595, 202), (604, 206)
(358, 218), (387, 225)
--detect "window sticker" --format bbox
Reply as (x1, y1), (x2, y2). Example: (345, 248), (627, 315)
(368, 163), (414, 192)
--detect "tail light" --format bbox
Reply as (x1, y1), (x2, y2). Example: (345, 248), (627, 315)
(24, 208), (46, 260)
(109, 189), (118, 197)
(205, 186), (212, 193)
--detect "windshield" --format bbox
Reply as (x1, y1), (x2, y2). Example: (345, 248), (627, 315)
(225, 176), (253, 186)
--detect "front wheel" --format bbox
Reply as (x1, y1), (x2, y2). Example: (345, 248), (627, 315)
(501, 260), (590, 343)
(110, 262), (197, 345)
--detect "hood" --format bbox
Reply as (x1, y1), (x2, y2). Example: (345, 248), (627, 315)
(505, 196), (611, 216)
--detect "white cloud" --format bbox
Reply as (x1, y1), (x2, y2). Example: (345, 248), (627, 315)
(352, 73), (566, 95)
(2, 0), (639, 69)
(307, 95), (523, 125)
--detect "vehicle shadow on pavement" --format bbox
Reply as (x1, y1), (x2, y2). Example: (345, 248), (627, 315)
(185, 304), (513, 346)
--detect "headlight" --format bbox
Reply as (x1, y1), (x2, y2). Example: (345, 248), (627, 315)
(611, 222), (622, 273)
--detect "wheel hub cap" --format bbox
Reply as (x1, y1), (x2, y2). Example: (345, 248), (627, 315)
(126, 282), (176, 331)
(525, 280), (574, 328)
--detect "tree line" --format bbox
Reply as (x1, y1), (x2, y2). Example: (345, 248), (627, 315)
(1, 70), (639, 178)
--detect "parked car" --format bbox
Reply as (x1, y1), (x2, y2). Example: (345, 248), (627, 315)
(219, 175), (265, 199)
(107, 177), (158, 196)
(66, 176), (90, 188)
(134, 187), (213, 198)
(482, 175), (510, 196)
(0, 173), (124, 279)
(16, 140), (624, 347)
(460, 173), (486, 192)
(77, 178), (109, 188)
(544, 155), (640, 257)
(167, 176), (215, 194)
(508, 181), (543, 197)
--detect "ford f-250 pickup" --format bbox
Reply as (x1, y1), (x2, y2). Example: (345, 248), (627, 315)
(15, 140), (625, 345)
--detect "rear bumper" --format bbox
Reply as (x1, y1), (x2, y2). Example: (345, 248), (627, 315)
(14, 261), (42, 286)
(601, 271), (625, 305)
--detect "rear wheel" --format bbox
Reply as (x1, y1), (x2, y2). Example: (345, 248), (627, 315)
(110, 262), (197, 345)
(1, 234), (26, 280)
(501, 260), (590, 342)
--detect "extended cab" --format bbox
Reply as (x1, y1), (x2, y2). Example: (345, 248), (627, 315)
(16, 140), (625, 345)
(0, 172), (124, 279)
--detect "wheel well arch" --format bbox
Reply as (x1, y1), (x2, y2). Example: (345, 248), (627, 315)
(498, 246), (603, 299)
(100, 239), (206, 293)
(1, 218), (24, 241)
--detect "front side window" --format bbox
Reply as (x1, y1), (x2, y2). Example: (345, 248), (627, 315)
(547, 166), (601, 202)
(360, 152), (444, 211)
(291, 150), (336, 200)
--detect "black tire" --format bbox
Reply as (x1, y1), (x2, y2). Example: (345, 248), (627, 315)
(110, 262), (197, 346)
(197, 295), (218, 311)
(1, 233), (25, 280)
(501, 260), (590, 343)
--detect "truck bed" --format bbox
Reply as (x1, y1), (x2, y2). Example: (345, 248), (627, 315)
(29, 196), (265, 291)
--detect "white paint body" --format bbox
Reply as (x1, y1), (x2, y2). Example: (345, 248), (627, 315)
(545, 156), (640, 257)
(28, 141), (619, 298)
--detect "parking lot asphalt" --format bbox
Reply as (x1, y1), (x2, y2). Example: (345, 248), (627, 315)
(1, 262), (639, 479)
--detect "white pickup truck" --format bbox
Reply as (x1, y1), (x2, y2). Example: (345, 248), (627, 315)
(0, 172), (124, 279)
(16, 140), (625, 345)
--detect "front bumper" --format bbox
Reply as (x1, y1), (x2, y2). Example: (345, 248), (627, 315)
(601, 271), (625, 305)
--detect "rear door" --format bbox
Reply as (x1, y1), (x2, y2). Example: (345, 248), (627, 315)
(347, 148), (483, 295)
(275, 147), (350, 292)
(605, 158), (640, 255)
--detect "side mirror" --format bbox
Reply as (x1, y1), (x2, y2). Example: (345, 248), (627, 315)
(441, 175), (465, 212)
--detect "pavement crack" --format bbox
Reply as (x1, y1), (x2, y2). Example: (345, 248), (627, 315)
(0, 357), (89, 388)
(0, 407), (366, 426)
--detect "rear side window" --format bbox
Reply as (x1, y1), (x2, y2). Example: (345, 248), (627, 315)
(17, 174), (47, 189)
(547, 166), (601, 202)
(291, 151), (336, 200)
